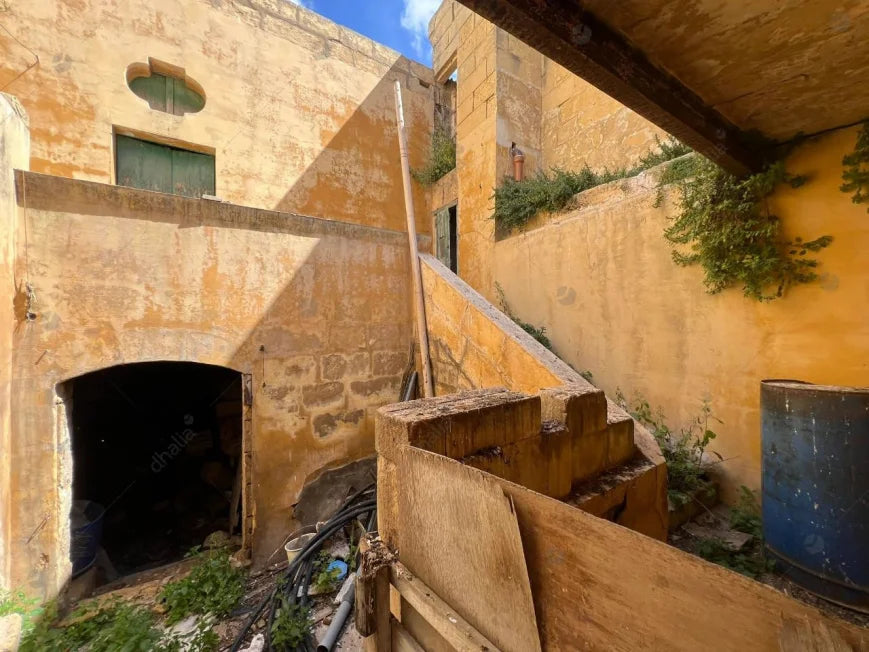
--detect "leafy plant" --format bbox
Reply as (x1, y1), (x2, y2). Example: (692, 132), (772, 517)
(730, 485), (763, 539)
(0, 589), (42, 635)
(694, 536), (773, 579)
(659, 154), (833, 300)
(22, 600), (162, 652)
(21, 598), (219, 652)
(495, 283), (552, 349)
(637, 134), (692, 170)
(617, 391), (721, 507)
(270, 597), (311, 650)
(160, 548), (245, 624)
(312, 550), (341, 592)
(841, 120), (869, 211)
(412, 126), (456, 186)
(493, 136), (690, 234)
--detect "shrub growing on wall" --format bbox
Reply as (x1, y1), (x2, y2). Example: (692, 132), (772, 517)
(493, 136), (690, 234)
(841, 120), (869, 211)
(412, 126), (456, 186)
(660, 155), (833, 301)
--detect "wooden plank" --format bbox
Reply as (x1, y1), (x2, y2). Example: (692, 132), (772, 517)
(391, 618), (426, 652)
(358, 535), (393, 652)
(435, 207), (451, 270)
(396, 447), (541, 652)
(356, 537), (377, 638)
(455, 0), (763, 175)
(474, 459), (869, 651)
(398, 597), (453, 652)
(391, 563), (502, 652)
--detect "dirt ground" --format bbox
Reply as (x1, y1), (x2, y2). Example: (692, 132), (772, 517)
(669, 511), (868, 630)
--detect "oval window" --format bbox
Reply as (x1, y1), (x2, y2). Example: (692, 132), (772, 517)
(127, 60), (205, 116)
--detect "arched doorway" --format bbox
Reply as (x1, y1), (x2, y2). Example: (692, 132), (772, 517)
(60, 362), (248, 583)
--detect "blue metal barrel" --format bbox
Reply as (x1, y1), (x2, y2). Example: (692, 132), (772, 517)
(761, 380), (869, 612)
(70, 500), (105, 577)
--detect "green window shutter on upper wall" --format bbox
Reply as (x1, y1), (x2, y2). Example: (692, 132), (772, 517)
(116, 135), (215, 198)
(128, 73), (205, 116)
(435, 207), (451, 269)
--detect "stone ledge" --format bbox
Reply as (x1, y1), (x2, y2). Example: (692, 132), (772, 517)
(15, 171), (409, 245)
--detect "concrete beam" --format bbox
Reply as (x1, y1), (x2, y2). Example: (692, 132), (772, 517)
(455, 0), (764, 175)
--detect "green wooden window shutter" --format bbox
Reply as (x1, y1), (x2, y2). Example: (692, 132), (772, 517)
(435, 207), (451, 270)
(116, 135), (215, 198)
(129, 73), (204, 116)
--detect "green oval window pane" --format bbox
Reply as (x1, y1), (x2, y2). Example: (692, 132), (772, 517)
(128, 72), (204, 116)
(129, 74), (168, 112)
(173, 81), (205, 115)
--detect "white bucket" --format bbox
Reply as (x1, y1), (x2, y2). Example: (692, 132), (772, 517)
(284, 525), (316, 563)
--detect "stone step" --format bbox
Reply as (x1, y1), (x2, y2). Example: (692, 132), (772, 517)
(376, 387), (541, 460)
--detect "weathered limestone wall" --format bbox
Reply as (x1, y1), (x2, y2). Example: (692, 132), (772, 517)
(429, 0), (662, 301)
(421, 254), (572, 396)
(493, 127), (869, 498)
(419, 254), (668, 539)
(541, 60), (667, 172)
(11, 172), (413, 595)
(0, 0), (432, 233)
(0, 94), (29, 591)
(435, 1), (500, 299)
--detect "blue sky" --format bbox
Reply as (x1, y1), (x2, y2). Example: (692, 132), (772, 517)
(290, 0), (440, 66)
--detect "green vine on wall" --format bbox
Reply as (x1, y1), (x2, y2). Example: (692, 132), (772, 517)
(841, 120), (869, 211)
(659, 155), (833, 301)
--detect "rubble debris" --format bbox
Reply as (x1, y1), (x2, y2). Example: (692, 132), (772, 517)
(683, 523), (753, 551)
(239, 632), (265, 652)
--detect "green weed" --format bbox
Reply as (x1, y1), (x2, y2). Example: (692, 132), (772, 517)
(160, 548), (245, 624)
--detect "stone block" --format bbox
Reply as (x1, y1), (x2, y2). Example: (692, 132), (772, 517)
(282, 355), (318, 385)
(312, 408), (365, 438)
(501, 436), (548, 495)
(460, 445), (506, 478)
(607, 414), (636, 468)
(372, 350), (407, 376)
(540, 420), (572, 498)
(301, 381), (344, 409)
(540, 383), (607, 437)
(375, 388), (539, 460)
(321, 353), (347, 380)
(572, 428), (608, 482)
(349, 376), (401, 404)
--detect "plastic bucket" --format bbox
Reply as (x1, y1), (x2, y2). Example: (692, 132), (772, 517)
(284, 525), (316, 563)
(70, 500), (105, 577)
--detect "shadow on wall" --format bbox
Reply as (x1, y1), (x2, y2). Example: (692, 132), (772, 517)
(273, 62), (432, 233)
(11, 60), (427, 593)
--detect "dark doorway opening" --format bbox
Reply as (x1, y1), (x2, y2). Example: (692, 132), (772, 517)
(435, 203), (458, 273)
(64, 362), (242, 581)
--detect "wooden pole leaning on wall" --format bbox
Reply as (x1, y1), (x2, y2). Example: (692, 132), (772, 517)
(394, 80), (434, 398)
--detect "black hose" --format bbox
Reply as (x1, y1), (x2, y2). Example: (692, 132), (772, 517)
(230, 495), (377, 652)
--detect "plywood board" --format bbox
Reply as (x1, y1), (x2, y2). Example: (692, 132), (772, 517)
(489, 467), (869, 651)
(395, 447), (542, 652)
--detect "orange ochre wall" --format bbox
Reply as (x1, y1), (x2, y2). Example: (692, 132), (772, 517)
(9, 172), (414, 596)
(493, 126), (869, 498)
(0, 0), (433, 234)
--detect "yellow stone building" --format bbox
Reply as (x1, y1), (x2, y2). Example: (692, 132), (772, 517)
(1, 0), (867, 622)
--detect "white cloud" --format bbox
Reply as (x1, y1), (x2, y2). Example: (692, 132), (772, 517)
(287, 0), (311, 8)
(400, 0), (440, 59)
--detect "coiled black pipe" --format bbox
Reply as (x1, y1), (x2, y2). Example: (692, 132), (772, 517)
(230, 487), (376, 652)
